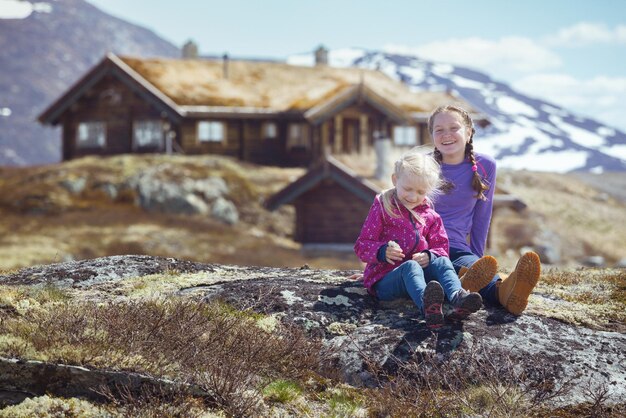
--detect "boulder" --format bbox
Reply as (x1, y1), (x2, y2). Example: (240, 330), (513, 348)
(183, 177), (229, 201)
(533, 229), (562, 265)
(128, 171), (234, 219)
(211, 197), (239, 225)
(59, 177), (86, 195)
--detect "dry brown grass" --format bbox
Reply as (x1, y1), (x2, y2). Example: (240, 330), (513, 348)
(0, 155), (366, 272)
(0, 294), (325, 416)
(498, 170), (626, 265)
(525, 267), (626, 331)
(360, 340), (587, 418)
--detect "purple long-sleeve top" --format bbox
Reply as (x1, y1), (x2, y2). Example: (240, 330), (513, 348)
(354, 194), (449, 294)
(434, 153), (496, 257)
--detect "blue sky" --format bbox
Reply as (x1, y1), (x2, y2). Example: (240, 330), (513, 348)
(38, 1), (626, 130)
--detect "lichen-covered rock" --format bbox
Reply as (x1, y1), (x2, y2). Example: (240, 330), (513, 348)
(194, 276), (626, 402)
(59, 177), (87, 195)
(0, 255), (214, 288)
(0, 255), (624, 408)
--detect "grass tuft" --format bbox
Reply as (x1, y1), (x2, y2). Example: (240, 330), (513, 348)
(262, 379), (302, 404)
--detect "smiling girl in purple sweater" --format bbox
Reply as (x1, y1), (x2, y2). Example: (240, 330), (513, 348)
(429, 105), (541, 315)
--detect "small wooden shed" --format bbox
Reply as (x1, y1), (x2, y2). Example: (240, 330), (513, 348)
(265, 156), (379, 244)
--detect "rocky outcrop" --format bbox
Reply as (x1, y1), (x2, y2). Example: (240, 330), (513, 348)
(127, 168), (239, 222)
(0, 255), (624, 408)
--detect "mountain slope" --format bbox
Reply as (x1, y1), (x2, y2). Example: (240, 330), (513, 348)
(290, 49), (626, 172)
(0, 0), (179, 166)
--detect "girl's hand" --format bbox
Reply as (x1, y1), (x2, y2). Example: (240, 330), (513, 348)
(385, 246), (404, 264)
(412, 252), (430, 268)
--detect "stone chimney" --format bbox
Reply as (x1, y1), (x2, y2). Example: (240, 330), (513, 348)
(182, 40), (198, 59)
(314, 45), (328, 66)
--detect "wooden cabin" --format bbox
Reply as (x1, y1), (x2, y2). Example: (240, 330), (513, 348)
(38, 53), (487, 167)
(267, 156), (527, 247)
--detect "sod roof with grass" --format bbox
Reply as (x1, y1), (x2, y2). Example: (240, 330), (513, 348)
(118, 55), (472, 113)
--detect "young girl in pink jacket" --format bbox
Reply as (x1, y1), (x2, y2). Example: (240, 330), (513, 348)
(354, 149), (493, 329)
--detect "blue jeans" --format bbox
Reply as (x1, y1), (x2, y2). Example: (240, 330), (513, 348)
(449, 248), (501, 306)
(373, 257), (461, 313)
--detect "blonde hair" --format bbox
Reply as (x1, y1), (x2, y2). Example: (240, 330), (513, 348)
(428, 105), (490, 200)
(380, 148), (443, 224)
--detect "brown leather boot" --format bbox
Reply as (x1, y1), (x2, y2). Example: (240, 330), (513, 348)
(498, 252), (541, 315)
(460, 255), (498, 292)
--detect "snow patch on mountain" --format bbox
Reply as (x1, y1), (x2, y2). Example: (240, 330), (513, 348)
(496, 97), (538, 118)
(552, 117), (606, 147)
(0, 0), (52, 19)
(400, 67), (426, 85)
(609, 145), (626, 160)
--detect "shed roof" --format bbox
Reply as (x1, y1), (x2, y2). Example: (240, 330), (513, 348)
(265, 156), (380, 211)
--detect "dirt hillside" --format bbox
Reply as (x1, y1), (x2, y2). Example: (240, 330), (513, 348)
(0, 154), (624, 272)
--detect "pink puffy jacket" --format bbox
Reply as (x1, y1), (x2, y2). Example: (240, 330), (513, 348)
(354, 194), (449, 294)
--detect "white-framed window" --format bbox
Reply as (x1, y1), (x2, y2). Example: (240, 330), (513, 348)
(393, 125), (417, 146)
(76, 121), (106, 148)
(287, 123), (310, 150)
(262, 122), (277, 139)
(133, 120), (163, 148)
(198, 121), (225, 142)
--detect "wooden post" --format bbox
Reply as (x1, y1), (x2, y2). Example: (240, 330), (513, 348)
(321, 121), (330, 156)
(359, 115), (368, 153)
(311, 125), (319, 162)
(334, 115), (343, 154)
(238, 120), (245, 161)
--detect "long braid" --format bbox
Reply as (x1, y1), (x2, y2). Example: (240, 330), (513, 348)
(466, 139), (490, 200)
